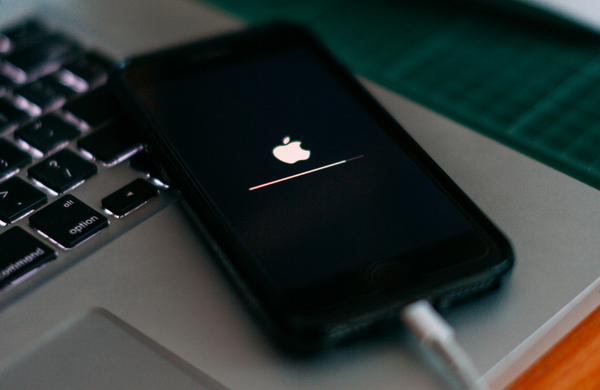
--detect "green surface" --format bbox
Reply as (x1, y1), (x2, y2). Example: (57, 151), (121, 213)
(203, 0), (600, 189)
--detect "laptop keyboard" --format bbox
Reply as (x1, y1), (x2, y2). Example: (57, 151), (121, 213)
(0, 20), (175, 295)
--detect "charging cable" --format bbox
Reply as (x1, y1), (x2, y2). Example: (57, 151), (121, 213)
(400, 300), (488, 390)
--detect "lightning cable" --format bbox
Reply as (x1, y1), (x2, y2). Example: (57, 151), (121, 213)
(400, 300), (488, 390)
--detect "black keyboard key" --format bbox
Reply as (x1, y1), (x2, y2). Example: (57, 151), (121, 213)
(129, 151), (158, 176)
(0, 21), (48, 55)
(0, 227), (57, 288)
(129, 151), (169, 186)
(0, 75), (13, 98)
(28, 149), (97, 194)
(77, 119), (143, 166)
(0, 100), (28, 134)
(40, 74), (80, 100)
(0, 139), (32, 179)
(0, 34), (10, 54)
(56, 52), (112, 93)
(101, 179), (158, 217)
(0, 177), (47, 224)
(13, 79), (67, 116)
(2, 35), (80, 83)
(15, 114), (80, 155)
(62, 85), (119, 129)
(29, 194), (109, 249)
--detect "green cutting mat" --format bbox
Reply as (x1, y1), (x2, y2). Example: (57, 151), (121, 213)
(203, 0), (600, 189)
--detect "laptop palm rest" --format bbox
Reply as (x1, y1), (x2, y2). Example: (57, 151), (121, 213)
(0, 308), (231, 390)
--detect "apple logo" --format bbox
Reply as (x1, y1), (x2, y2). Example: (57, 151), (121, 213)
(272, 136), (311, 164)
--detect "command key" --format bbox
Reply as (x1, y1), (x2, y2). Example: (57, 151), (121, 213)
(0, 227), (57, 287)
(29, 194), (109, 249)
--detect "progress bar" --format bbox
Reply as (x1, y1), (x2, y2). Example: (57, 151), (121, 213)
(249, 155), (364, 191)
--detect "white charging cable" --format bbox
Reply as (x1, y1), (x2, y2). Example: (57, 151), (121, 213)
(400, 300), (488, 390)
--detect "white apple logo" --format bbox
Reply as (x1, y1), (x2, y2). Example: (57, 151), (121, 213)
(272, 136), (311, 164)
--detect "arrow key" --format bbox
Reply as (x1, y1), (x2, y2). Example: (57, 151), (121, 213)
(0, 177), (47, 224)
(101, 178), (158, 218)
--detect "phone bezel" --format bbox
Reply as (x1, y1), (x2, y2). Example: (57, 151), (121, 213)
(112, 23), (514, 350)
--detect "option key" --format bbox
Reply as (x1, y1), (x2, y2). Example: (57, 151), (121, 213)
(29, 194), (108, 249)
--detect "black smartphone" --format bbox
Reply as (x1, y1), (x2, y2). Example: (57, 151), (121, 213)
(111, 23), (513, 351)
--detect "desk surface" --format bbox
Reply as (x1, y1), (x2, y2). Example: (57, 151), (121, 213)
(505, 291), (600, 389)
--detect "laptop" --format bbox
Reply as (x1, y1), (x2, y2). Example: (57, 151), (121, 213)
(1, 1), (600, 389)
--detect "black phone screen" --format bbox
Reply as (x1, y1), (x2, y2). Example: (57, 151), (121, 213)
(128, 47), (482, 294)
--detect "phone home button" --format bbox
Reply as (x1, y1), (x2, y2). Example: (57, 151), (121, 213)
(368, 261), (414, 291)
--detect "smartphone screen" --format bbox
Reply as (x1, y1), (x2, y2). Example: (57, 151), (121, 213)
(119, 27), (511, 316)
